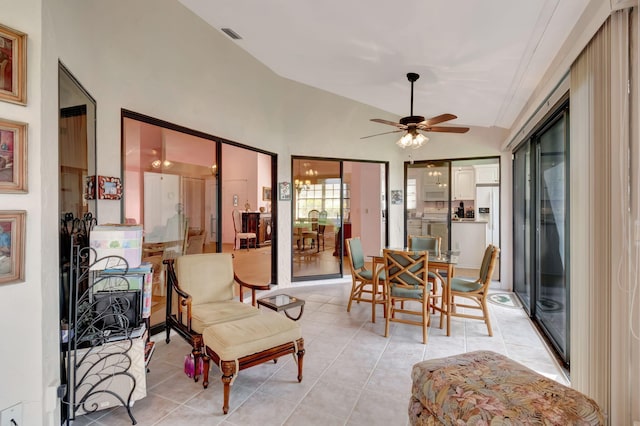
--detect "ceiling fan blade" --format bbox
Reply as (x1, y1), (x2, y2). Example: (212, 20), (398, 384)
(371, 118), (407, 129)
(420, 113), (458, 126)
(419, 125), (470, 133)
(360, 129), (403, 139)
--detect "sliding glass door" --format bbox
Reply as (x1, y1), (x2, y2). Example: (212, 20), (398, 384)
(292, 157), (387, 280)
(513, 144), (532, 311)
(535, 111), (569, 362)
(513, 101), (570, 365)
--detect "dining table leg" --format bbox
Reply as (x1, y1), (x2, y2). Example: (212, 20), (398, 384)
(437, 264), (453, 337)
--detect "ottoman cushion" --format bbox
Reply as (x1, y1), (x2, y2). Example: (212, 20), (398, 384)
(203, 310), (301, 361)
(410, 350), (603, 425)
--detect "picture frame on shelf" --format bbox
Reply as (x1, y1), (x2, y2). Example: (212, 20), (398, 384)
(0, 118), (27, 193)
(262, 186), (271, 201)
(278, 182), (291, 201)
(0, 210), (26, 285)
(98, 176), (122, 200)
(0, 23), (27, 105)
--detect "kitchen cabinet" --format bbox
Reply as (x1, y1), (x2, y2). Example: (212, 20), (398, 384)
(452, 167), (475, 200)
(474, 164), (499, 184)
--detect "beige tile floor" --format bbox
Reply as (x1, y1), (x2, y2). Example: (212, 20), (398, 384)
(70, 281), (567, 425)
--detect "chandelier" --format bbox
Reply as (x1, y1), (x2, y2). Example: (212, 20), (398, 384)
(294, 178), (311, 192)
(428, 170), (447, 187)
(295, 162), (317, 192)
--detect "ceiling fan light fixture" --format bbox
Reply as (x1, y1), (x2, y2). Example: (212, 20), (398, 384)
(397, 130), (428, 149)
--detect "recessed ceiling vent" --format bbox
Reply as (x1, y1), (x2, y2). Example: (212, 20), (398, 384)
(221, 28), (242, 40)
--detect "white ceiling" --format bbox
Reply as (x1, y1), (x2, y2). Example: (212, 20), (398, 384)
(179, 0), (591, 130)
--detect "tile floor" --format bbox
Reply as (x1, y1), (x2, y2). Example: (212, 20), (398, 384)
(69, 281), (567, 425)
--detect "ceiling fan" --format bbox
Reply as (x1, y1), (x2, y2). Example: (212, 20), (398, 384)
(363, 72), (469, 149)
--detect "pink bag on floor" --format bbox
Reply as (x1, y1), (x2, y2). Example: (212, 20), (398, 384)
(184, 353), (203, 378)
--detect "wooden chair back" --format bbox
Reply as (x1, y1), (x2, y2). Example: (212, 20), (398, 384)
(383, 248), (429, 291)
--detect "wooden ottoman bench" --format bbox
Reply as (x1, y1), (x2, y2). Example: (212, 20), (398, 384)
(409, 350), (603, 425)
(201, 310), (305, 414)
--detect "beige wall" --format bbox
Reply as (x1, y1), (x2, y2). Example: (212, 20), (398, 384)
(2, 0), (621, 423)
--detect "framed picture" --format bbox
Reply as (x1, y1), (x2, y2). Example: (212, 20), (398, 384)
(391, 190), (403, 205)
(0, 118), (27, 193)
(262, 186), (272, 201)
(85, 175), (96, 200)
(98, 176), (122, 200)
(0, 24), (27, 105)
(278, 182), (291, 201)
(0, 210), (25, 285)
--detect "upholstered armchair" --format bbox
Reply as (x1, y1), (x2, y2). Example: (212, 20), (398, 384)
(164, 253), (270, 380)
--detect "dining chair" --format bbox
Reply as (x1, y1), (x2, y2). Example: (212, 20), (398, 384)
(449, 244), (500, 336)
(303, 209), (320, 251)
(316, 210), (328, 251)
(232, 209), (256, 250)
(382, 248), (431, 344)
(407, 234), (441, 256)
(408, 234), (441, 312)
(345, 237), (386, 323)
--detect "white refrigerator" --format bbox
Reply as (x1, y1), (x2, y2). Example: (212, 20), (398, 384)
(475, 186), (499, 246)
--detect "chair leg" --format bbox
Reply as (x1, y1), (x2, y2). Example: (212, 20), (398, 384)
(347, 282), (360, 312)
(220, 360), (236, 415)
(202, 353), (210, 389)
(422, 299), (428, 344)
(384, 298), (392, 338)
(482, 297), (493, 336)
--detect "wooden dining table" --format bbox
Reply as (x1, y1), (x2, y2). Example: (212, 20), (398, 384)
(370, 249), (459, 337)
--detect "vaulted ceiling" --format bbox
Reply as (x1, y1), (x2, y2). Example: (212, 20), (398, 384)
(179, 0), (593, 131)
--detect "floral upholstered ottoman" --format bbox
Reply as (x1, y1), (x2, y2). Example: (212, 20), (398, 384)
(409, 350), (603, 425)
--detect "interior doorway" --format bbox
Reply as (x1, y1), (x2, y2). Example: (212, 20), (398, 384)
(292, 157), (387, 280)
(405, 156), (500, 280)
(122, 111), (276, 332)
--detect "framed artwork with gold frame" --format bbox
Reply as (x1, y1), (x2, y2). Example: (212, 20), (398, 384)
(262, 186), (272, 201)
(0, 118), (27, 193)
(0, 210), (26, 285)
(0, 23), (27, 105)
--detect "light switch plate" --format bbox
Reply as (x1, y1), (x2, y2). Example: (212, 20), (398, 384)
(0, 403), (22, 426)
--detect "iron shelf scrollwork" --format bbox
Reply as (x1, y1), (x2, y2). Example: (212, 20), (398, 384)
(62, 240), (145, 425)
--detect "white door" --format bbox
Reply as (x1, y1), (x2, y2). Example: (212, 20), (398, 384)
(143, 172), (181, 243)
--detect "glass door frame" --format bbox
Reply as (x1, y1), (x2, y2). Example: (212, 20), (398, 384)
(291, 156), (389, 282)
(511, 95), (570, 366)
(121, 109), (278, 335)
(404, 156), (501, 266)
(533, 105), (570, 363)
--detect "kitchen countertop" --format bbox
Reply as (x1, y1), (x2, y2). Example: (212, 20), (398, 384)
(452, 218), (488, 223)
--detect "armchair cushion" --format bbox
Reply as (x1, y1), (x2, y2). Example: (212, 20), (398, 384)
(189, 300), (260, 334)
(177, 253), (235, 303)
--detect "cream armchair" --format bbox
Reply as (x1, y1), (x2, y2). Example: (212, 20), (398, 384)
(164, 253), (270, 381)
